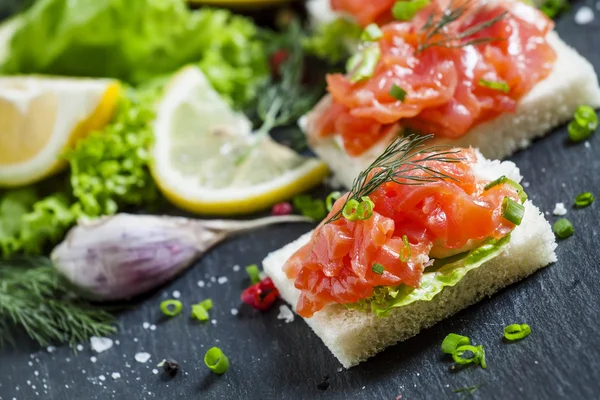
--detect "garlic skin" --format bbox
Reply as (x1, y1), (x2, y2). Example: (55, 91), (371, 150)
(51, 213), (311, 301)
(51, 214), (202, 301)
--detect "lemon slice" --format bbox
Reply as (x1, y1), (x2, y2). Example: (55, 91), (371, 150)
(0, 75), (120, 187)
(151, 66), (328, 215)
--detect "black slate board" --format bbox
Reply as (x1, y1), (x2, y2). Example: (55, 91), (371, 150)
(1, 2), (600, 400)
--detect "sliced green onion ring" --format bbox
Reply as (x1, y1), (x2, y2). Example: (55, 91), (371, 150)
(372, 263), (385, 275)
(502, 197), (525, 225)
(356, 196), (375, 220)
(568, 120), (592, 142)
(452, 345), (481, 365)
(246, 264), (261, 285)
(348, 45), (381, 83)
(484, 175), (527, 203)
(574, 105), (598, 131)
(160, 299), (183, 317)
(361, 23), (383, 41)
(326, 191), (342, 212)
(441, 333), (471, 354)
(554, 218), (574, 239)
(342, 199), (361, 221)
(476, 345), (487, 369)
(199, 298), (213, 311)
(574, 192), (595, 208)
(399, 234), (412, 262)
(478, 78), (510, 93)
(503, 323), (531, 341)
(204, 347), (229, 375)
(191, 304), (209, 321)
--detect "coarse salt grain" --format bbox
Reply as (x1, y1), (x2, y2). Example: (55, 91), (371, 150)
(217, 276), (228, 284)
(90, 356), (97, 363)
(553, 203), (567, 216)
(277, 305), (294, 323)
(172, 290), (181, 299)
(210, 276), (217, 283)
(575, 6), (595, 25)
(211, 319), (217, 325)
(142, 322), (150, 329)
(134, 352), (151, 363)
(90, 336), (114, 353)
(152, 369), (159, 375)
(111, 372), (121, 380)
(99, 375), (106, 382)
(46, 346), (56, 353)
(233, 265), (240, 272)
(76, 344), (84, 352)
(149, 324), (156, 331)
(230, 308), (239, 316)
(197, 280), (205, 287)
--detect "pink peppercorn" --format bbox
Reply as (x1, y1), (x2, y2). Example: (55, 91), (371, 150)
(271, 202), (293, 216)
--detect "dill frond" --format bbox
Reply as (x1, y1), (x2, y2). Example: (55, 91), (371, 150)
(325, 133), (462, 224)
(417, 0), (507, 53)
(0, 257), (116, 348)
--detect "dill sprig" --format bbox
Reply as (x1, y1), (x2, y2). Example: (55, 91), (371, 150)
(0, 257), (116, 348)
(417, 0), (507, 53)
(325, 134), (462, 224)
(453, 384), (481, 399)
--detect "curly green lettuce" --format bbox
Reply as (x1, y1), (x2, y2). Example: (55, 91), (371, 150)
(1, 0), (268, 106)
(347, 235), (512, 317)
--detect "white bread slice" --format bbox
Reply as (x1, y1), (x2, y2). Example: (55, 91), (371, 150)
(263, 154), (557, 368)
(303, 31), (600, 189)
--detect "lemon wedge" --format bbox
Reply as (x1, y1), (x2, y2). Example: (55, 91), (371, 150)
(0, 75), (120, 187)
(151, 66), (328, 215)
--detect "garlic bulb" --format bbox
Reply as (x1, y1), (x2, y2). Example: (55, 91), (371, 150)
(51, 213), (309, 301)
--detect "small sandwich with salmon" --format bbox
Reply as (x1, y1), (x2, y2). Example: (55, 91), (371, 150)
(303, 0), (600, 188)
(263, 134), (557, 368)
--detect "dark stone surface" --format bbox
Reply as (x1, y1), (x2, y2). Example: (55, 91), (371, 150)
(1, 1), (600, 400)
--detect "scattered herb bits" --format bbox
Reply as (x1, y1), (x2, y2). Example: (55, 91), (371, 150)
(554, 218), (574, 239)
(160, 300), (183, 317)
(478, 79), (510, 93)
(371, 263), (385, 275)
(157, 359), (180, 377)
(502, 197), (525, 225)
(347, 45), (381, 83)
(503, 324), (531, 341)
(574, 192), (595, 208)
(204, 347), (229, 375)
(389, 84), (407, 102)
(392, 0), (430, 21)
(361, 23), (383, 42)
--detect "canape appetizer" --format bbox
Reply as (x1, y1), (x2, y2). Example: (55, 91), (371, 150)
(304, 0), (600, 188)
(263, 135), (556, 367)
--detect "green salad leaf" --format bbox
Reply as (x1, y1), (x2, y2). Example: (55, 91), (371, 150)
(2, 0), (268, 107)
(303, 18), (362, 64)
(347, 235), (512, 317)
(66, 86), (159, 217)
(0, 188), (76, 257)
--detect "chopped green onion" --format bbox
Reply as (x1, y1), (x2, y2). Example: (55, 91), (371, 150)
(191, 298), (213, 322)
(356, 196), (375, 220)
(502, 197), (525, 225)
(477, 345), (487, 369)
(199, 298), (213, 311)
(246, 264), (261, 285)
(452, 345), (481, 365)
(389, 84), (407, 102)
(478, 79), (510, 93)
(568, 120), (593, 142)
(503, 323), (531, 341)
(540, 0), (569, 18)
(392, 0), (430, 21)
(553, 218), (574, 238)
(348, 45), (381, 83)
(293, 195), (327, 221)
(361, 23), (383, 41)
(484, 175), (527, 203)
(441, 333), (470, 354)
(343, 197), (374, 221)
(574, 105), (598, 130)
(204, 347), (229, 375)
(399, 235), (412, 262)
(568, 105), (598, 142)
(342, 199), (361, 221)
(191, 304), (209, 321)
(574, 192), (595, 208)
(372, 263), (385, 275)
(326, 191), (342, 212)
(160, 299), (183, 317)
